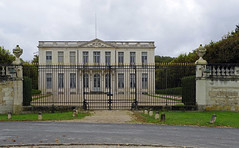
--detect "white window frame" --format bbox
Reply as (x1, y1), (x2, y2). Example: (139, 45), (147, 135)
(93, 51), (100, 64)
(105, 52), (111, 65)
(105, 74), (110, 88)
(118, 52), (124, 67)
(130, 52), (136, 66)
(58, 51), (64, 65)
(93, 74), (101, 91)
(130, 73), (136, 89)
(142, 73), (148, 89)
(142, 52), (147, 67)
(83, 51), (88, 65)
(83, 73), (89, 88)
(46, 51), (52, 65)
(70, 51), (76, 66)
(118, 73), (124, 89)
(58, 73), (64, 89)
(70, 73), (76, 89)
(46, 73), (52, 89)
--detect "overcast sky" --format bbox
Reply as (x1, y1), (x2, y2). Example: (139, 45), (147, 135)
(0, 0), (238, 61)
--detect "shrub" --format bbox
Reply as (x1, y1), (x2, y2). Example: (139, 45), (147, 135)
(23, 76), (32, 106)
(32, 89), (41, 95)
(182, 75), (196, 105)
(155, 87), (182, 96)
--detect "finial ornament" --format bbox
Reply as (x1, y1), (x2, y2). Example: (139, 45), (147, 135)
(12, 45), (23, 65)
(195, 44), (207, 65)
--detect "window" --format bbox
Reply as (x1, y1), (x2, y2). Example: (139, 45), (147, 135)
(105, 52), (111, 65)
(46, 73), (52, 89)
(83, 74), (89, 88)
(83, 51), (88, 65)
(58, 73), (64, 88)
(70, 51), (76, 66)
(118, 52), (124, 67)
(142, 52), (147, 67)
(130, 52), (136, 66)
(130, 73), (136, 88)
(46, 51), (52, 66)
(93, 51), (100, 64)
(105, 74), (110, 88)
(118, 73), (124, 88)
(58, 51), (64, 66)
(70, 73), (76, 89)
(142, 73), (148, 89)
(94, 74), (100, 89)
(58, 51), (64, 64)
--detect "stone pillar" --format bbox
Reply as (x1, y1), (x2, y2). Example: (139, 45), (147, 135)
(12, 45), (23, 114)
(13, 78), (23, 114)
(195, 44), (208, 111)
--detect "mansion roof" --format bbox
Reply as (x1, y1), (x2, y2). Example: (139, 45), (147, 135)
(38, 38), (155, 49)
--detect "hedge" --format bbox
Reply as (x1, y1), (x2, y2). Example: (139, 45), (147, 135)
(32, 89), (41, 95)
(182, 75), (196, 105)
(155, 87), (182, 96)
(23, 76), (32, 106)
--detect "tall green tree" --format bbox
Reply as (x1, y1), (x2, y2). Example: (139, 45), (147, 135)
(171, 51), (198, 63)
(155, 56), (174, 63)
(31, 54), (39, 64)
(204, 29), (239, 63)
(172, 24), (239, 64)
(23, 54), (39, 89)
(0, 46), (15, 64)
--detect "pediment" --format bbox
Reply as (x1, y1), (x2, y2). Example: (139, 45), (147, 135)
(80, 39), (114, 48)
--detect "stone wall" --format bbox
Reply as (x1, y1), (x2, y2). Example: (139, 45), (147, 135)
(0, 79), (23, 114)
(0, 45), (23, 114)
(196, 64), (239, 111)
(0, 80), (14, 113)
(206, 80), (239, 111)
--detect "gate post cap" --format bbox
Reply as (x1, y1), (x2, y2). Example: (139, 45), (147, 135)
(195, 44), (207, 65)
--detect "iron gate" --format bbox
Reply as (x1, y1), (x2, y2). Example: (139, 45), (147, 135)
(81, 65), (139, 110)
(23, 63), (196, 110)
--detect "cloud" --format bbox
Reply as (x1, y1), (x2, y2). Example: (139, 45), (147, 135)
(0, 0), (238, 60)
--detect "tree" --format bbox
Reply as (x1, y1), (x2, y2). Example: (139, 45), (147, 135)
(171, 24), (239, 64)
(155, 56), (174, 63)
(235, 24), (239, 33)
(23, 54), (39, 89)
(204, 29), (239, 63)
(171, 51), (198, 63)
(0, 46), (15, 64)
(31, 54), (39, 64)
(155, 63), (195, 90)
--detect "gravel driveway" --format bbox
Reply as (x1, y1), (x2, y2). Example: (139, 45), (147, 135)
(71, 110), (135, 123)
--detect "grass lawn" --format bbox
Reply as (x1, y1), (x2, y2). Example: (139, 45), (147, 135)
(134, 111), (239, 128)
(0, 111), (90, 121)
(32, 94), (53, 101)
(148, 94), (181, 102)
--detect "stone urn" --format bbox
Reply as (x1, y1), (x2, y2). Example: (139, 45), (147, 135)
(12, 45), (23, 65)
(195, 44), (207, 65)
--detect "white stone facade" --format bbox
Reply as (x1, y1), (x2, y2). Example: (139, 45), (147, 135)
(38, 38), (155, 95)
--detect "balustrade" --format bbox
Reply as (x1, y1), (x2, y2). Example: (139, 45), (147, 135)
(206, 64), (238, 77)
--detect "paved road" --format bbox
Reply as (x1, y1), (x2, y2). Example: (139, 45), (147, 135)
(0, 122), (239, 148)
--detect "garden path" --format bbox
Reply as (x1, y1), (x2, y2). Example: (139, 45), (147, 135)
(77, 110), (134, 123)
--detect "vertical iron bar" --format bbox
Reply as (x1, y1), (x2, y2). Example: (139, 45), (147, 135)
(165, 68), (168, 106)
(109, 65), (112, 110)
(134, 65), (138, 109)
(83, 65), (86, 110)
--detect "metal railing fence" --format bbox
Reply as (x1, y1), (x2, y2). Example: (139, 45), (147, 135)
(22, 63), (196, 110)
